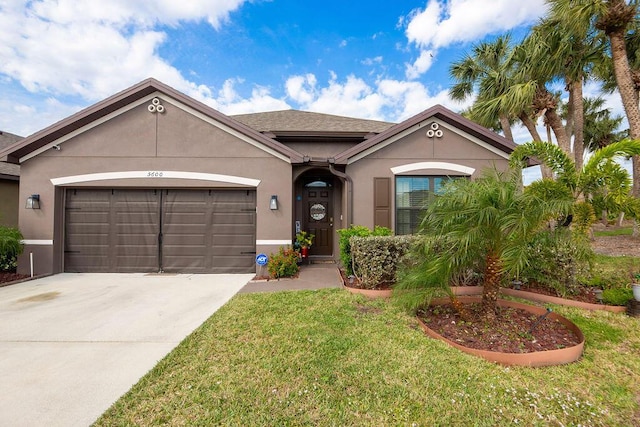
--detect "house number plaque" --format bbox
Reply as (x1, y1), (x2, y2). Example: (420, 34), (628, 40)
(310, 203), (326, 220)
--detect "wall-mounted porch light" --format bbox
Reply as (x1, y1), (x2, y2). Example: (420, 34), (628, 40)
(26, 194), (40, 209)
(270, 195), (278, 210)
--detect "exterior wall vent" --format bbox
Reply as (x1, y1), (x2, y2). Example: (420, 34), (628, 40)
(426, 122), (443, 138)
(148, 97), (165, 114)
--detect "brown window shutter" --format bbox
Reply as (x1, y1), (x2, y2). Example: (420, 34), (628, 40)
(374, 177), (391, 228)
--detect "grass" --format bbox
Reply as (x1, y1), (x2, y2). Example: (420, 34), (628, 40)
(593, 226), (633, 237)
(591, 254), (640, 288)
(95, 289), (640, 426)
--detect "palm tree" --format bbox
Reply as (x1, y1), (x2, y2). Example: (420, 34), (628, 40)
(395, 169), (570, 320)
(580, 97), (626, 151)
(533, 17), (606, 170)
(548, 0), (640, 195)
(510, 139), (640, 227)
(470, 31), (572, 158)
(449, 35), (517, 141)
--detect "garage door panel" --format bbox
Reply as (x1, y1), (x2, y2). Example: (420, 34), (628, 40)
(65, 189), (256, 273)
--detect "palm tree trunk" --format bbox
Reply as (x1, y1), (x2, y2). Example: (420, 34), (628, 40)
(449, 295), (472, 322)
(519, 112), (553, 179)
(499, 113), (514, 141)
(571, 80), (585, 170)
(609, 29), (640, 195)
(519, 112), (543, 142)
(481, 252), (502, 318)
(608, 28), (640, 236)
(546, 108), (572, 155)
(565, 85), (575, 141)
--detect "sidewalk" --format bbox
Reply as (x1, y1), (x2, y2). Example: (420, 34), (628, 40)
(239, 263), (343, 293)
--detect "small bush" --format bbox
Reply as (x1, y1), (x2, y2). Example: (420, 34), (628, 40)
(337, 225), (391, 275)
(350, 235), (417, 289)
(521, 228), (593, 297)
(582, 272), (630, 290)
(0, 226), (24, 272)
(602, 288), (634, 306)
(267, 247), (299, 279)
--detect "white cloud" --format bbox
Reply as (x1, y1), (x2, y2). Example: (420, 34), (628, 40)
(361, 56), (383, 66)
(405, 50), (434, 80)
(404, 0), (547, 49)
(0, 0), (247, 103)
(212, 79), (290, 115)
(285, 74), (318, 105)
(283, 73), (461, 123)
(401, 0), (547, 79)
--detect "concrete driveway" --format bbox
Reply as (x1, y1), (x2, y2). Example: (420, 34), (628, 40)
(0, 272), (252, 427)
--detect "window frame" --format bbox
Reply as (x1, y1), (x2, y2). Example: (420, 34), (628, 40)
(394, 175), (455, 235)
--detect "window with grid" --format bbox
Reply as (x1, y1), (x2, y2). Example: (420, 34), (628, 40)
(395, 176), (451, 235)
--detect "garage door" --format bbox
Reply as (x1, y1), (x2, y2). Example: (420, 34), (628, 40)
(64, 189), (256, 273)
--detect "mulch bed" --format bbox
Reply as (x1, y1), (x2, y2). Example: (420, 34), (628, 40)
(417, 302), (582, 353)
(0, 271), (30, 285)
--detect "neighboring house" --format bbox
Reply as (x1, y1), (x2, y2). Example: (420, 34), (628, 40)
(0, 130), (22, 227)
(0, 78), (522, 276)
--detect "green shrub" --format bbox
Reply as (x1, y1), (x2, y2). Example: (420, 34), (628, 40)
(267, 247), (299, 279)
(350, 235), (417, 289)
(0, 226), (24, 272)
(582, 272), (630, 290)
(520, 228), (593, 297)
(337, 225), (392, 275)
(602, 288), (634, 306)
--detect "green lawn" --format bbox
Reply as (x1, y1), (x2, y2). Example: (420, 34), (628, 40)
(593, 227), (633, 237)
(95, 289), (640, 426)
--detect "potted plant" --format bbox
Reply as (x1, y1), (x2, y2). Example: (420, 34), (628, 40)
(295, 231), (314, 261)
(633, 274), (640, 302)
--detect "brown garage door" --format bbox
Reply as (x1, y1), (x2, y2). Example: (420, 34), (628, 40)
(64, 189), (256, 273)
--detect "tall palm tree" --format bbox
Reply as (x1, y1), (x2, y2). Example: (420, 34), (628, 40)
(449, 35), (516, 141)
(396, 169), (570, 320)
(470, 31), (572, 159)
(548, 0), (640, 195)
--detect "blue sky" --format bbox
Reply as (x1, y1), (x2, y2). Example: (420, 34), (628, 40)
(1, 0), (552, 138)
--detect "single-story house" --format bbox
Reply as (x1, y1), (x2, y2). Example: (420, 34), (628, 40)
(0, 130), (22, 227)
(0, 78), (520, 276)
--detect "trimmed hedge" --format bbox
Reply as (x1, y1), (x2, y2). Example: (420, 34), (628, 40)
(350, 235), (417, 289)
(337, 225), (391, 275)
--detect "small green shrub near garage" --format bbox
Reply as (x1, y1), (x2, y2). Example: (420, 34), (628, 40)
(267, 247), (299, 279)
(0, 226), (23, 272)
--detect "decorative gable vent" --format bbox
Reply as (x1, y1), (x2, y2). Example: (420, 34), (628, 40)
(148, 97), (165, 114)
(426, 122), (443, 138)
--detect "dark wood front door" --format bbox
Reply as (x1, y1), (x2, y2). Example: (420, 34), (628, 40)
(303, 184), (333, 256)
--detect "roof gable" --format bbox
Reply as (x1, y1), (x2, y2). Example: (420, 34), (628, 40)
(333, 104), (519, 164)
(0, 78), (304, 164)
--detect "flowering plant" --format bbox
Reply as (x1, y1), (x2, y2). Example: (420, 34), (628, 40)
(295, 231), (314, 248)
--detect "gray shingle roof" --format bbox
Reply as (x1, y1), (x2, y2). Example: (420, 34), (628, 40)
(231, 110), (394, 134)
(0, 131), (21, 178)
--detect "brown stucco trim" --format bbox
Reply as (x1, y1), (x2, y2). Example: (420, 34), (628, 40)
(333, 105), (521, 165)
(0, 78), (304, 164)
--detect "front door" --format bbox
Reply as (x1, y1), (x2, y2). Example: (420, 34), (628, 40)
(303, 180), (333, 256)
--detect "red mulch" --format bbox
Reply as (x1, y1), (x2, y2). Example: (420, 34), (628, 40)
(0, 271), (30, 285)
(417, 302), (582, 353)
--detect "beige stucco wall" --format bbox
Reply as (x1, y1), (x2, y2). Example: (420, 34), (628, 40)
(0, 180), (19, 227)
(346, 121), (511, 230)
(17, 97), (293, 275)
